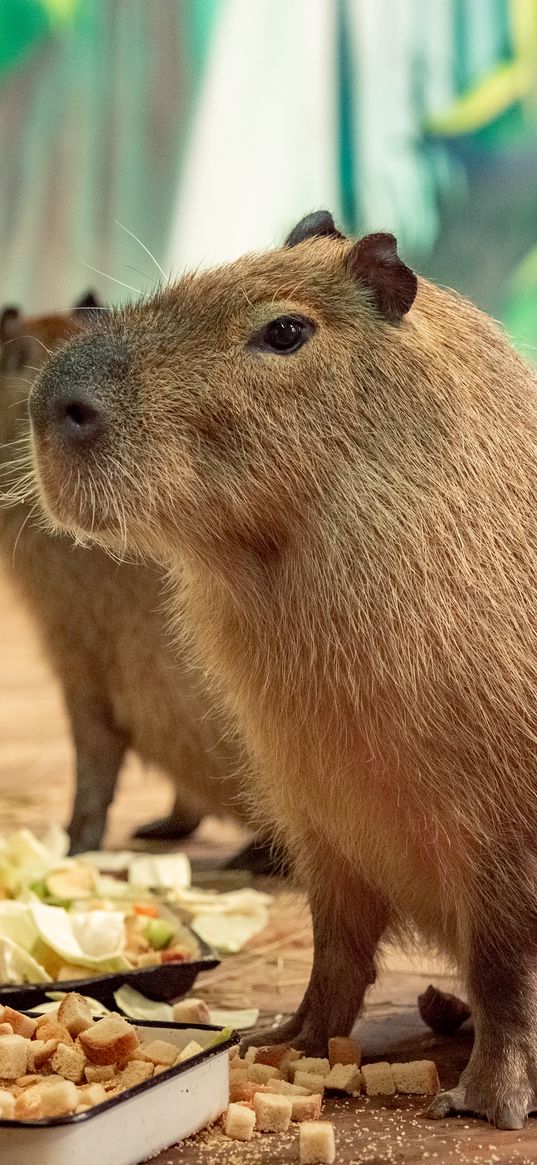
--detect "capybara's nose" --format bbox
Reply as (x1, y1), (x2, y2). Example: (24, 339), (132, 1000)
(53, 395), (104, 443)
(29, 334), (126, 445)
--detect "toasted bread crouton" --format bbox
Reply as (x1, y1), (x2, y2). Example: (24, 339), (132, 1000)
(253, 1091), (292, 1132)
(289, 1057), (329, 1078)
(224, 1102), (256, 1141)
(172, 998), (210, 1025)
(26, 1039), (59, 1072)
(291, 1093), (323, 1122)
(0, 1087), (15, 1119)
(76, 1082), (106, 1110)
(15, 1079), (78, 1121)
(57, 992), (93, 1036)
(264, 1079), (310, 1097)
(35, 1020), (73, 1046)
(78, 1016), (140, 1065)
(140, 1039), (178, 1067)
(328, 1036), (361, 1068)
(113, 1060), (154, 1092)
(0, 1034), (29, 1080)
(247, 1063), (280, 1084)
(293, 1070), (326, 1095)
(229, 1067), (249, 1086)
(391, 1060), (440, 1095)
(84, 1064), (115, 1083)
(176, 1040), (204, 1063)
(299, 1120), (336, 1164)
(50, 1042), (86, 1083)
(254, 1044), (292, 1069)
(0, 1023), (13, 1036)
(1, 1007), (37, 1039)
(324, 1063), (362, 1094)
(244, 1046), (257, 1064)
(361, 1062), (395, 1097)
(13, 1074), (42, 1089)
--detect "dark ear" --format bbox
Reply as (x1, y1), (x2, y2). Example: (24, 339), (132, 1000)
(73, 290), (102, 315)
(346, 232), (417, 323)
(285, 211), (345, 248)
(0, 307), (25, 372)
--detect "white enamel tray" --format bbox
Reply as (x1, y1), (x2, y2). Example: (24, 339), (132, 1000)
(0, 1019), (238, 1165)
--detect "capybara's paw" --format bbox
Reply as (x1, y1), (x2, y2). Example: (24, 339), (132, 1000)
(241, 1016), (327, 1057)
(428, 1070), (535, 1129)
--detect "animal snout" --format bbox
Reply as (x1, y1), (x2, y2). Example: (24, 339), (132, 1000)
(29, 335), (126, 447)
(53, 395), (104, 443)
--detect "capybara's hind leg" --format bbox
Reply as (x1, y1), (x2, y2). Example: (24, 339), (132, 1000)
(430, 884), (537, 1128)
(242, 862), (389, 1054)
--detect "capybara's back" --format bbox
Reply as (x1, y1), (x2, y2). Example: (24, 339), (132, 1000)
(28, 213), (537, 1126)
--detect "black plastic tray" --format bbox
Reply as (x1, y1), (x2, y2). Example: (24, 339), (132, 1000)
(0, 932), (219, 1011)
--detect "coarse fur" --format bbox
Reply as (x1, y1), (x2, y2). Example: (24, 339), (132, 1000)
(28, 219), (537, 1127)
(0, 305), (253, 853)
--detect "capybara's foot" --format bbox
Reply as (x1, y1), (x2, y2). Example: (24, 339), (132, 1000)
(132, 812), (203, 842)
(428, 1055), (536, 1129)
(241, 1014), (327, 1057)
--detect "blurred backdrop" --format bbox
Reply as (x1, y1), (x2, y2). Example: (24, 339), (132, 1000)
(1, 0), (537, 354)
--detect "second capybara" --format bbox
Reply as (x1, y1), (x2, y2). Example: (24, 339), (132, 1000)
(29, 211), (537, 1127)
(0, 299), (281, 870)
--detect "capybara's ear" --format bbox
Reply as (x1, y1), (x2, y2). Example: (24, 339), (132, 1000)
(73, 290), (102, 315)
(285, 211), (345, 248)
(346, 232), (417, 323)
(0, 307), (25, 372)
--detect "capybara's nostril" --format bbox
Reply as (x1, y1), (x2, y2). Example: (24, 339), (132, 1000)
(57, 397), (104, 441)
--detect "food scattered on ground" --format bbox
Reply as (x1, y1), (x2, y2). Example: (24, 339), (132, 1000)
(0, 992), (216, 1121)
(418, 983), (471, 1036)
(361, 1062), (396, 1097)
(299, 1120), (336, 1164)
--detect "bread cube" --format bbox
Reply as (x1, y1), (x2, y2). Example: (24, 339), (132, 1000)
(324, 1062), (362, 1094)
(176, 1040), (204, 1063)
(229, 1066), (249, 1085)
(291, 1093), (323, 1122)
(264, 1079), (310, 1096)
(361, 1061), (395, 1097)
(289, 1057), (329, 1078)
(254, 1044), (292, 1069)
(1, 1006), (37, 1039)
(0, 1023), (13, 1035)
(114, 1059), (154, 1091)
(84, 1064), (115, 1083)
(328, 1036), (361, 1068)
(0, 1087), (15, 1119)
(391, 1060), (440, 1095)
(141, 1039), (178, 1066)
(15, 1079), (78, 1121)
(300, 1120), (336, 1164)
(0, 1034), (29, 1080)
(253, 1091), (292, 1132)
(50, 1042), (86, 1083)
(248, 1062), (280, 1084)
(35, 1020), (73, 1046)
(76, 1082), (107, 1109)
(57, 992), (93, 1036)
(224, 1101), (256, 1141)
(293, 1070), (326, 1095)
(244, 1046), (257, 1063)
(172, 998), (210, 1025)
(79, 1016), (140, 1065)
(26, 1039), (58, 1072)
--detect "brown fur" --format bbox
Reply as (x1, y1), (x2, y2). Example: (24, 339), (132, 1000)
(0, 307), (248, 853)
(28, 221), (537, 1127)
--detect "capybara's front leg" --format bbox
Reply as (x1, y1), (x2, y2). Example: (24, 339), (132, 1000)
(242, 863), (389, 1055)
(429, 892), (537, 1128)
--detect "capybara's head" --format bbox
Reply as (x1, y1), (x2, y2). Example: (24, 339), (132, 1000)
(28, 214), (427, 560)
(0, 293), (103, 476)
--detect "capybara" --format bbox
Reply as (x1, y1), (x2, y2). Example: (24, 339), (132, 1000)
(28, 211), (537, 1127)
(0, 298), (280, 870)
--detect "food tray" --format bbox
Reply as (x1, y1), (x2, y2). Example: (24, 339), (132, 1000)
(0, 1018), (239, 1165)
(0, 931), (220, 1010)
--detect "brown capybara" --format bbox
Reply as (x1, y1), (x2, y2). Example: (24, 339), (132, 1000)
(0, 299), (280, 870)
(28, 210), (537, 1128)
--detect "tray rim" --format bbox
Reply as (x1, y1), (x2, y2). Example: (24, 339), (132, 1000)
(0, 1018), (239, 1130)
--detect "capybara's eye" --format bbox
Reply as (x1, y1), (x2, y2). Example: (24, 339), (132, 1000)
(255, 316), (314, 354)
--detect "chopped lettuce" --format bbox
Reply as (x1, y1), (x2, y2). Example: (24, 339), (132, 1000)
(29, 902), (130, 971)
(0, 935), (51, 983)
(114, 985), (173, 1022)
(128, 853), (191, 891)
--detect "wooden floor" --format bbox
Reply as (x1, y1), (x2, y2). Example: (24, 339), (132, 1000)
(0, 566), (536, 1163)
